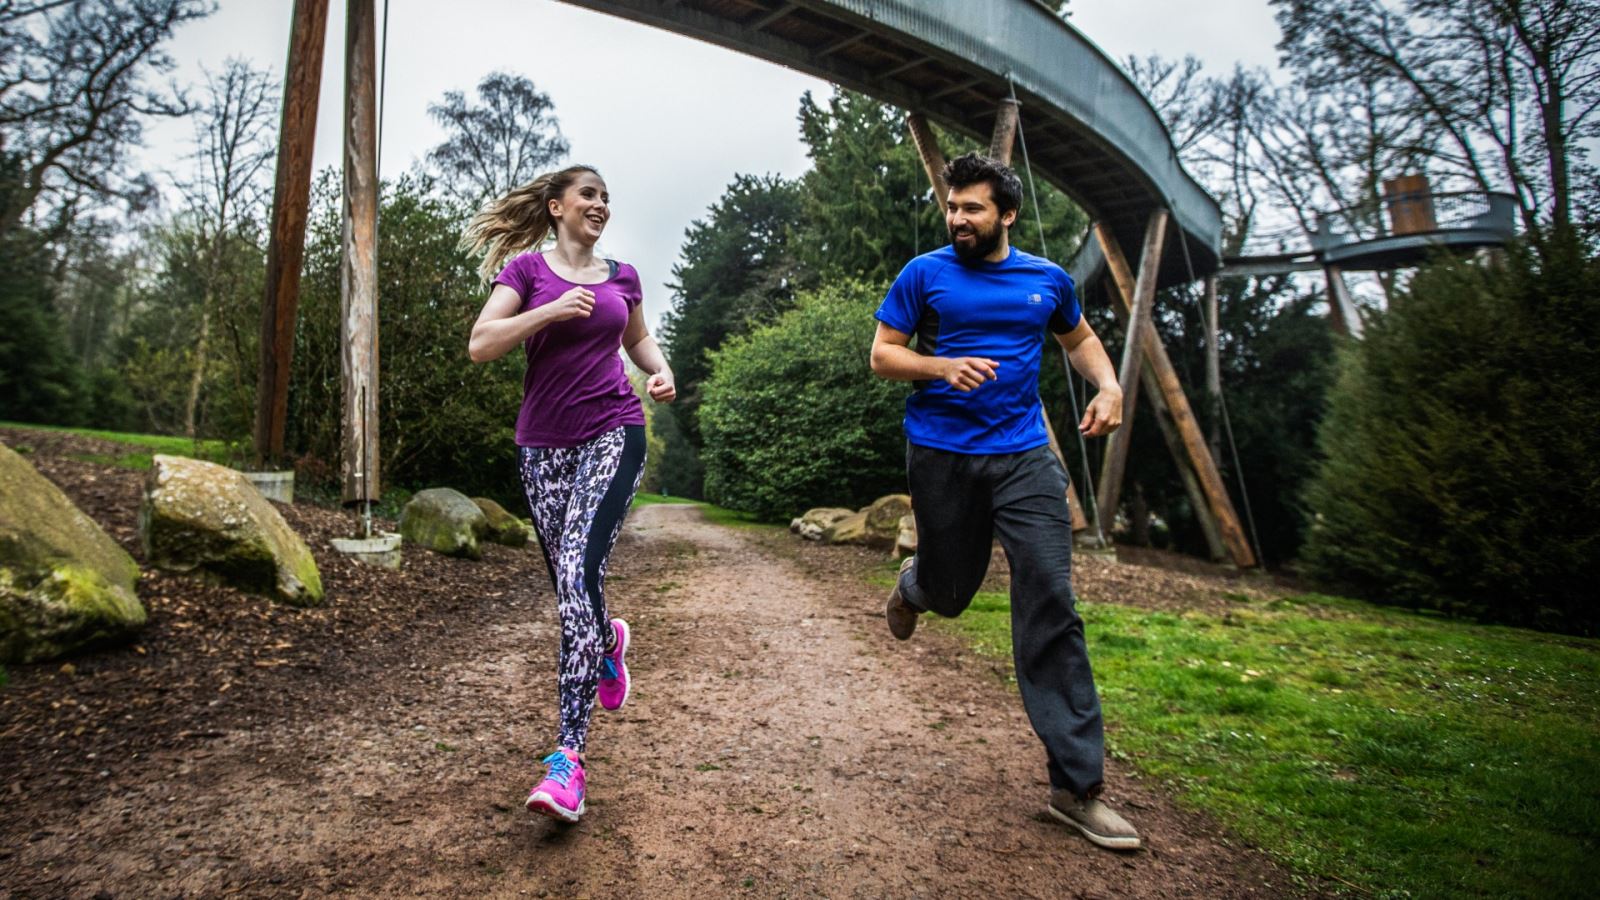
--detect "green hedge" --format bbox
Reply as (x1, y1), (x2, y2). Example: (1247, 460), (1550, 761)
(1303, 239), (1600, 633)
(699, 282), (908, 520)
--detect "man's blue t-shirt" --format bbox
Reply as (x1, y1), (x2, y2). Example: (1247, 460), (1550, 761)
(874, 245), (1081, 454)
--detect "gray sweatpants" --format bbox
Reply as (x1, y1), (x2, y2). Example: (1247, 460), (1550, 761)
(897, 441), (1105, 799)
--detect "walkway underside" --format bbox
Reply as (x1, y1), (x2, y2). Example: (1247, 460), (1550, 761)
(556, 0), (1223, 286)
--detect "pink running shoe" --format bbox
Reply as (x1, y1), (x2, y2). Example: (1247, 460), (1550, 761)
(525, 748), (585, 822)
(597, 618), (631, 711)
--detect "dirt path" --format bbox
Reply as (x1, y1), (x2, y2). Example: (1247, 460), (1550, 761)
(2, 453), (1299, 897)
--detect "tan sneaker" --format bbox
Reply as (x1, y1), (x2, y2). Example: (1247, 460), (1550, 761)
(1048, 790), (1142, 850)
(885, 556), (919, 640)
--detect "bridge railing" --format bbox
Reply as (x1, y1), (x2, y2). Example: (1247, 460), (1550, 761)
(1310, 190), (1518, 252)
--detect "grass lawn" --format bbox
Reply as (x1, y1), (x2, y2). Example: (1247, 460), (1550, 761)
(0, 421), (236, 470)
(918, 577), (1600, 898)
(632, 492), (698, 507)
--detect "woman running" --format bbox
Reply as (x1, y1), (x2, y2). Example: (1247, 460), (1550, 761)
(464, 164), (675, 823)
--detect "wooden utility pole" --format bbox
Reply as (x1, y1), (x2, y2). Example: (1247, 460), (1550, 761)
(1094, 211), (1167, 524)
(1204, 274), (1222, 464)
(254, 0), (331, 466)
(1095, 224), (1255, 567)
(341, 0), (380, 505)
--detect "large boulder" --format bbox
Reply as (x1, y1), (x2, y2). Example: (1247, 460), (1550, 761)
(894, 514), (918, 559)
(791, 507), (855, 542)
(1, 443), (146, 663)
(400, 488), (487, 559)
(139, 455), (323, 607)
(821, 495), (912, 549)
(472, 497), (531, 548)
(822, 510), (877, 546)
(865, 494), (913, 533)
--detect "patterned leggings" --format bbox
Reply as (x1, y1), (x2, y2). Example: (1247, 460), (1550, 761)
(518, 425), (646, 754)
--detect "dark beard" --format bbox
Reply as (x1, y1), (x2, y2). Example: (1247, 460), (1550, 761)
(949, 223), (1002, 262)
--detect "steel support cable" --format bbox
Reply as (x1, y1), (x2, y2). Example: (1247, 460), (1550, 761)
(378, 0), (391, 170)
(1009, 76), (1106, 546)
(1164, 187), (1266, 567)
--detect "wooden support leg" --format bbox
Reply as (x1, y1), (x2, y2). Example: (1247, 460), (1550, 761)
(1041, 412), (1089, 533)
(1095, 211), (1168, 526)
(1324, 263), (1364, 338)
(1204, 274), (1223, 465)
(1106, 283), (1228, 562)
(987, 98), (1019, 165)
(341, 0), (380, 505)
(254, 0), (331, 466)
(1096, 224), (1257, 568)
(904, 112), (948, 204)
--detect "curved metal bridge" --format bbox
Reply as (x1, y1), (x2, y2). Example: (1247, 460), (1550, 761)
(254, 0), (1247, 564)
(555, 0), (1223, 287)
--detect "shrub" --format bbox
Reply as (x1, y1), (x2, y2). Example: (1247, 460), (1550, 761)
(1302, 238), (1600, 633)
(699, 282), (908, 520)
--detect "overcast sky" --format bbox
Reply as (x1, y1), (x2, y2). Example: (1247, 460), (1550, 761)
(144, 0), (1284, 330)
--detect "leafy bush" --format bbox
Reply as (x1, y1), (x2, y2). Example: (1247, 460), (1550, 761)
(699, 282), (908, 520)
(1302, 239), (1600, 633)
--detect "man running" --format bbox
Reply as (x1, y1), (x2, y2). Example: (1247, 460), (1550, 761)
(869, 152), (1138, 850)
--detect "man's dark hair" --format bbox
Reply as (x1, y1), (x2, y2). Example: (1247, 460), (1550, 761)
(941, 152), (1023, 215)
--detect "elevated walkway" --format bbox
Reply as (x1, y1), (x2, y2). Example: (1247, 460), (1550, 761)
(1220, 190), (1518, 278)
(556, 0), (1223, 287)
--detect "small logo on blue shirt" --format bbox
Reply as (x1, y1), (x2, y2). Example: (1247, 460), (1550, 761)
(1028, 293), (1043, 304)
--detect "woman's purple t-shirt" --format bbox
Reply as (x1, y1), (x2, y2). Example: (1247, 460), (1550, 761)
(493, 252), (645, 448)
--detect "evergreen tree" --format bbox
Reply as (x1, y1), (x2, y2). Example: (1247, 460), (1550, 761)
(657, 173), (802, 497)
(659, 173), (802, 441)
(1303, 239), (1600, 633)
(0, 228), (87, 425)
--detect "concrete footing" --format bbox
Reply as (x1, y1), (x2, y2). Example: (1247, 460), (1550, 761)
(330, 531), (401, 569)
(241, 470), (295, 504)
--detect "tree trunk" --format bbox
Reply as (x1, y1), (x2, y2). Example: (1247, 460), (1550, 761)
(1129, 482), (1151, 547)
(1543, 84), (1569, 233)
(184, 293), (214, 439)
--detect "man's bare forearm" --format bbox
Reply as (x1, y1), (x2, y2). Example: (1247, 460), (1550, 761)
(870, 340), (949, 382)
(1066, 334), (1119, 396)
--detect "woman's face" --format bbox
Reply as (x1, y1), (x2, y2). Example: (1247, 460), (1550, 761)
(549, 171), (610, 244)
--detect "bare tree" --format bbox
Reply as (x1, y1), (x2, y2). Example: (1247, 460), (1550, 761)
(1274, 0), (1600, 234)
(1123, 54), (1216, 155)
(173, 59), (277, 438)
(0, 0), (213, 237)
(426, 71), (568, 207)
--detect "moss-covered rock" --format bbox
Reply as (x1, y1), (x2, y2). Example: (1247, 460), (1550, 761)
(400, 488), (487, 559)
(139, 455), (323, 607)
(1, 442), (146, 663)
(821, 509), (871, 545)
(472, 497), (530, 548)
(865, 494), (913, 533)
(821, 495), (910, 550)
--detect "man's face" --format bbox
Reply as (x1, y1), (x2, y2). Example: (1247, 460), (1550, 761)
(946, 182), (1016, 262)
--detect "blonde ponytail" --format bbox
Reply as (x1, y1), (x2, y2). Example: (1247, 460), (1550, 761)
(461, 164), (599, 285)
